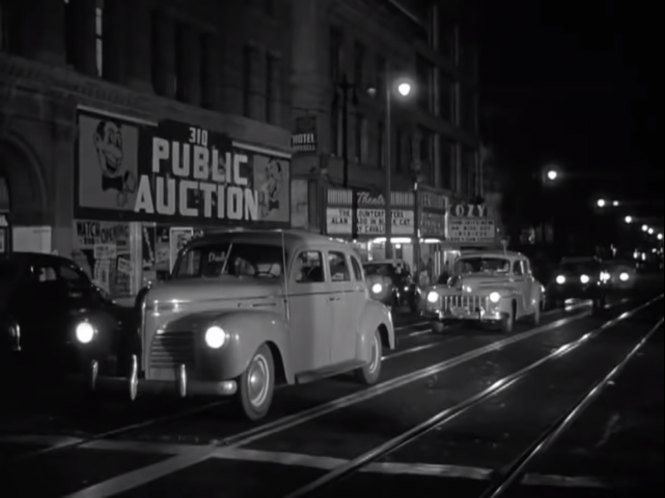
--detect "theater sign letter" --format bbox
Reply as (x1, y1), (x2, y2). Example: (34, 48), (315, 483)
(134, 131), (259, 221)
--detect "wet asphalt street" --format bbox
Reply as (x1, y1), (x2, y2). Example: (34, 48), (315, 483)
(0, 281), (663, 498)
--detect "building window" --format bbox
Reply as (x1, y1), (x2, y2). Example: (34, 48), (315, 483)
(242, 45), (253, 117)
(329, 26), (343, 82)
(439, 137), (453, 190)
(375, 54), (386, 97)
(174, 23), (186, 102)
(377, 121), (385, 170)
(330, 101), (342, 157)
(0, 1), (9, 52)
(200, 33), (213, 109)
(439, 75), (454, 121)
(266, 54), (278, 124)
(150, 11), (163, 96)
(95, 1), (103, 77)
(354, 114), (368, 163)
(353, 41), (365, 88)
(460, 85), (477, 133)
(265, 0), (276, 17)
(416, 55), (432, 113)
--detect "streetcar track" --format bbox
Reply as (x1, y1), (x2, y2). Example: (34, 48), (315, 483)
(281, 296), (663, 498)
(0, 297), (641, 481)
(478, 316), (665, 498)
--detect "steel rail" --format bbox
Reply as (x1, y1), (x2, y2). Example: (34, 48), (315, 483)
(282, 295), (662, 498)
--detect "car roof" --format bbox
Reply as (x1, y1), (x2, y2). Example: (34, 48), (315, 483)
(0, 252), (72, 266)
(459, 250), (524, 260)
(187, 229), (351, 253)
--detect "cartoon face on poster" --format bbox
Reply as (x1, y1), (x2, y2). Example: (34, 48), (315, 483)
(77, 112), (140, 210)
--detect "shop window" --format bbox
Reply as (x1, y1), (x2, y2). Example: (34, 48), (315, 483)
(59, 264), (89, 286)
(328, 251), (350, 282)
(293, 251), (325, 284)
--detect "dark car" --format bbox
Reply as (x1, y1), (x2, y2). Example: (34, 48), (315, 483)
(363, 259), (421, 312)
(0, 252), (135, 375)
(547, 257), (609, 313)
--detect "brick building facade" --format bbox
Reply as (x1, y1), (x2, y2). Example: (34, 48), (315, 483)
(1, 0), (293, 296)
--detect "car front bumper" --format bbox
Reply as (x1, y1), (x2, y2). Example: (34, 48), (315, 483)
(79, 355), (238, 400)
(421, 308), (503, 323)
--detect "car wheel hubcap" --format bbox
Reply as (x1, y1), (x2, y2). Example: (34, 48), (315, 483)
(247, 354), (270, 408)
(369, 334), (380, 373)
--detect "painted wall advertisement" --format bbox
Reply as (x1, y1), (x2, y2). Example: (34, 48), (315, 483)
(75, 111), (291, 226)
(446, 203), (496, 244)
(72, 220), (132, 296)
(326, 189), (414, 237)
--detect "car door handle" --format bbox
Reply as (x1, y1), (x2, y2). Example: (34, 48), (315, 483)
(328, 296), (341, 302)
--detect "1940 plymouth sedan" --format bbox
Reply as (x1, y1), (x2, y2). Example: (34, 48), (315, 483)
(73, 230), (395, 420)
(421, 250), (545, 334)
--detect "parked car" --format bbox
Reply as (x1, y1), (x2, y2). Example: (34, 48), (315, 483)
(363, 259), (421, 312)
(72, 230), (396, 421)
(421, 250), (544, 334)
(0, 252), (134, 374)
(547, 257), (609, 313)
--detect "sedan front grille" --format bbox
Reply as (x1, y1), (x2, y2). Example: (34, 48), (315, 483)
(149, 331), (195, 369)
(441, 294), (488, 311)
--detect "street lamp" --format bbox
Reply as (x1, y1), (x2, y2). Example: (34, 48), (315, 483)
(642, 225), (649, 232)
(613, 200), (620, 207)
(625, 216), (634, 224)
(648, 228), (655, 235)
(379, 73), (415, 259)
(546, 170), (559, 182)
(596, 198), (607, 208)
(658, 233), (664, 241)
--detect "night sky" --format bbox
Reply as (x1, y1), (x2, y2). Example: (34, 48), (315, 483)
(479, 0), (664, 225)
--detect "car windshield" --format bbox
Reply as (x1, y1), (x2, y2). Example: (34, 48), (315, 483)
(364, 264), (398, 277)
(453, 257), (510, 275)
(560, 261), (600, 274)
(173, 242), (285, 279)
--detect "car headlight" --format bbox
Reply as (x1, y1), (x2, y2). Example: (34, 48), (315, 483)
(427, 291), (440, 304)
(600, 271), (611, 283)
(556, 275), (566, 285)
(204, 326), (228, 349)
(75, 322), (96, 344)
(371, 283), (383, 294)
(580, 274), (590, 284)
(489, 291), (502, 304)
(620, 272), (630, 282)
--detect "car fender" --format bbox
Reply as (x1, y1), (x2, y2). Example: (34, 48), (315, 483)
(197, 310), (293, 383)
(355, 300), (395, 364)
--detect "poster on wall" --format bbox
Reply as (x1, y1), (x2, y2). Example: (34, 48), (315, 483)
(73, 220), (131, 296)
(76, 111), (291, 227)
(169, 227), (194, 272)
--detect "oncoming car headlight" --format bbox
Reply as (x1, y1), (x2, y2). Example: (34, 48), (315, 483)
(556, 275), (566, 285)
(580, 274), (591, 284)
(75, 322), (96, 344)
(489, 292), (502, 304)
(427, 291), (440, 304)
(205, 326), (229, 349)
(371, 283), (383, 294)
(620, 272), (630, 282)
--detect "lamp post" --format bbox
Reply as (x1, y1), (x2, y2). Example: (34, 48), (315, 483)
(383, 73), (414, 259)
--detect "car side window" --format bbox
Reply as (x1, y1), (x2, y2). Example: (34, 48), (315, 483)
(32, 264), (57, 283)
(328, 251), (351, 282)
(59, 263), (90, 287)
(350, 256), (364, 282)
(293, 251), (325, 284)
(513, 261), (524, 276)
